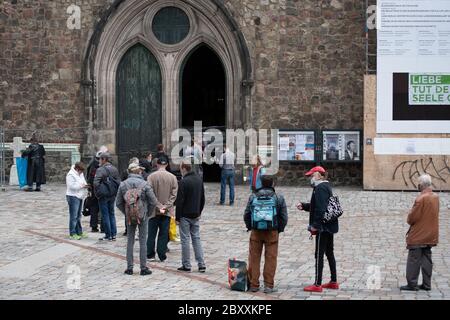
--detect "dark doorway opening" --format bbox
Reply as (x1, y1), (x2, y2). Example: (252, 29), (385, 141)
(181, 45), (226, 182)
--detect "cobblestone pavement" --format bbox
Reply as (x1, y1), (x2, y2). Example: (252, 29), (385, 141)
(0, 184), (449, 300)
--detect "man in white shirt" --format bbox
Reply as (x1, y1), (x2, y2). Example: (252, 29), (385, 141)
(219, 147), (235, 206)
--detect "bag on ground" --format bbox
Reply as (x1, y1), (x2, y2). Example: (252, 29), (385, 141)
(323, 195), (343, 223)
(250, 195), (278, 230)
(228, 259), (248, 292)
(123, 182), (146, 226)
(169, 216), (179, 242)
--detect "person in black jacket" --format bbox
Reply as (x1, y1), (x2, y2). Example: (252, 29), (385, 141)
(297, 166), (339, 293)
(175, 160), (206, 273)
(244, 175), (288, 294)
(21, 134), (46, 192)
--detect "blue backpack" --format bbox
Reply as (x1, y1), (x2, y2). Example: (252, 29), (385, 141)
(250, 194), (278, 230)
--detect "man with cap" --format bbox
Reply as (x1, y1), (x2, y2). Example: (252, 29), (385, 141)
(297, 166), (339, 293)
(146, 156), (178, 262)
(116, 162), (158, 276)
(94, 152), (121, 241)
(86, 146), (108, 232)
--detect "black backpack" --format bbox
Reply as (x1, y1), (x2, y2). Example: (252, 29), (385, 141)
(95, 166), (120, 199)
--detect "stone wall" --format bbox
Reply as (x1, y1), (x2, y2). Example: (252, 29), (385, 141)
(0, 0), (112, 143)
(2, 150), (72, 184)
(276, 162), (362, 187)
(226, 0), (365, 130)
(0, 0), (366, 185)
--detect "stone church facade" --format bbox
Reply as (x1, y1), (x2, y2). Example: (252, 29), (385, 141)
(0, 0), (365, 185)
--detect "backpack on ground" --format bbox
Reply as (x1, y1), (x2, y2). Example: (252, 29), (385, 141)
(228, 259), (248, 292)
(96, 166), (120, 199)
(323, 195), (343, 223)
(124, 181), (146, 226)
(250, 194), (278, 230)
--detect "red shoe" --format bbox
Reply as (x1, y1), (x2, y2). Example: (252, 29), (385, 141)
(322, 282), (339, 290)
(303, 284), (323, 293)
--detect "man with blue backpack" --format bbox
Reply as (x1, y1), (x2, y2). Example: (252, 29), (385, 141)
(244, 175), (288, 294)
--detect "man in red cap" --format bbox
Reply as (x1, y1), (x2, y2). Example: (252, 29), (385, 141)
(297, 166), (339, 293)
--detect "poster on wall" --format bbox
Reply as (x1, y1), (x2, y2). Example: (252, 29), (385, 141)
(277, 131), (315, 162)
(377, 0), (450, 133)
(322, 131), (361, 162)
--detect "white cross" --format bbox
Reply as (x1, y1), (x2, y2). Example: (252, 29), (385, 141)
(11, 137), (25, 164)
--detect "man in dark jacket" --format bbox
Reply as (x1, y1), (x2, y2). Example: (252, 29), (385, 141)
(94, 152), (121, 241)
(175, 160), (206, 273)
(86, 150), (103, 232)
(22, 135), (46, 192)
(244, 175), (288, 294)
(297, 166), (339, 293)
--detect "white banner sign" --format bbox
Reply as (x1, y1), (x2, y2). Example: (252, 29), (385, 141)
(377, 0), (450, 134)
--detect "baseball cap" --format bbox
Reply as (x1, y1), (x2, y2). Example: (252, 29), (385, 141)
(305, 166), (326, 176)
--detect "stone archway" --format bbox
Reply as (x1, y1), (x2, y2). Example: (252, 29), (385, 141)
(82, 0), (253, 158)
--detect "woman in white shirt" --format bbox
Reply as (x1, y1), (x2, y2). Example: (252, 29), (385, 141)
(66, 162), (88, 240)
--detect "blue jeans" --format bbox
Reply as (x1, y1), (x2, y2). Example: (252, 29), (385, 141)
(147, 215), (170, 261)
(99, 199), (117, 239)
(67, 196), (83, 236)
(180, 217), (205, 269)
(220, 169), (235, 204)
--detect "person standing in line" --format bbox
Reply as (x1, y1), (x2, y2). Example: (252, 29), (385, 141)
(400, 174), (439, 291)
(22, 133), (46, 192)
(244, 175), (288, 294)
(116, 163), (158, 276)
(146, 156), (178, 262)
(121, 157), (140, 237)
(185, 138), (203, 180)
(297, 166), (339, 293)
(66, 162), (89, 240)
(175, 160), (206, 273)
(94, 152), (120, 241)
(248, 155), (265, 193)
(86, 146), (108, 233)
(154, 144), (172, 173)
(140, 151), (153, 181)
(219, 147), (235, 206)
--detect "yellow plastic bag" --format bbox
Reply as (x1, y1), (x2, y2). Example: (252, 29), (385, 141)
(169, 217), (178, 242)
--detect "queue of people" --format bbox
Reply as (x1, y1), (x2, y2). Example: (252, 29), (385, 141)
(65, 145), (440, 293)
(65, 145), (206, 276)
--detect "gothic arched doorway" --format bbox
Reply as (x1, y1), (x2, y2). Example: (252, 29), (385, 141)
(181, 45), (226, 182)
(116, 44), (162, 173)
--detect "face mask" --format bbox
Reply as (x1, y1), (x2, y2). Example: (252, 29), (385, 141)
(310, 177), (317, 188)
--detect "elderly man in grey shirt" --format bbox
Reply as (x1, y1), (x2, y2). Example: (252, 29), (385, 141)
(219, 147), (235, 206)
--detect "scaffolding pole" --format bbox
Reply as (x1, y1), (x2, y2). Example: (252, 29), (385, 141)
(0, 127), (6, 192)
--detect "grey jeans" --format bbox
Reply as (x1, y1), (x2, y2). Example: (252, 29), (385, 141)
(126, 216), (149, 271)
(179, 217), (205, 269)
(406, 246), (433, 289)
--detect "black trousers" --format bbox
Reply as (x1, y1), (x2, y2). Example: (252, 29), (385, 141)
(89, 202), (102, 231)
(314, 232), (337, 286)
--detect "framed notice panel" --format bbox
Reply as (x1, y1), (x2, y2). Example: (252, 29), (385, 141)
(322, 130), (362, 162)
(277, 130), (316, 162)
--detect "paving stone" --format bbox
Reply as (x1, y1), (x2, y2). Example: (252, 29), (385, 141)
(0, 184), (448, 300)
